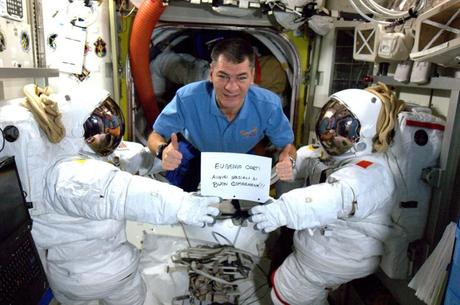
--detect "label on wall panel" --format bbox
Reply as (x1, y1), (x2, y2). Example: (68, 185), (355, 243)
(58, 25), (86, 74)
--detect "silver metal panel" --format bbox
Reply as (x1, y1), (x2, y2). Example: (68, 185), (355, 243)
(373, 75), (460, 91)
(426, 88), (460, 248)
(0, 18), (34, 68)
(0, 67), (58, 78)
(160, 2), (272, 27)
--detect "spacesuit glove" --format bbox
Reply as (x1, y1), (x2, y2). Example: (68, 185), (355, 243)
(251, 185), (344, 232)
(249, 200), (288, 233)
(110, 141), (161, 175)
(177, 194), (221, 227)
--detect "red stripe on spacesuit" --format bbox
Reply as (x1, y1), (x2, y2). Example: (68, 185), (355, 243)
(270, 269), (290, 305)
(405, 119), (445, 131)
(356, 160), (373, 169)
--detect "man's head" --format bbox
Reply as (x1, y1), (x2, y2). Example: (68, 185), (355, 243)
(210, 38), (255, 68)
(209, 38), (255, 117)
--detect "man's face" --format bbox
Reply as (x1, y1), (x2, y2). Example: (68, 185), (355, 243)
(210, 55), (254, 114)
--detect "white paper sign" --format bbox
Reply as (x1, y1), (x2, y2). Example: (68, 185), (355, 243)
(58, 25), (87, 74)
(200, 152), (271, 202)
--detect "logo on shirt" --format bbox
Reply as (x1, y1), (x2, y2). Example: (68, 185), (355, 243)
(240, 127), (257, 138)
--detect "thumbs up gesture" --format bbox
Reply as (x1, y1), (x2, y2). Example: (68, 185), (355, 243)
(162, 133), (183, 170)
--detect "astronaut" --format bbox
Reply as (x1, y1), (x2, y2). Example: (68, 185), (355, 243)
(250, 83), (404, 305)
(0, 86), (220, 305)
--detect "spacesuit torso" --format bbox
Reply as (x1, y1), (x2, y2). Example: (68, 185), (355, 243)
(272, 144), (396, 305)
(0, 116), (149, 303)
(0, 89), (220, 305)
(248, 85), (409, 305)
(295, 143), (395, 250)
(33, 155), (139, 294)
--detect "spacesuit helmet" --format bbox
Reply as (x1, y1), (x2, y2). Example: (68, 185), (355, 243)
(315, 89), (382, 157)
(59, 88), (125, 157)
(82, 96), (125, 156)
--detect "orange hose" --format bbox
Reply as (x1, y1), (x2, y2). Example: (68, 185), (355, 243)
(129, 0), (166, 126)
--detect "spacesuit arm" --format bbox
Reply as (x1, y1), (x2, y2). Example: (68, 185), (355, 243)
(154, 51), (210, 85)
(108, 141), (162, 175)
(45, 158), (219, 226)
(250, 158), (394, 232)
(292, 145), (323, 179)
(123, 174), (219, 226)
(250, 181), (354, 232)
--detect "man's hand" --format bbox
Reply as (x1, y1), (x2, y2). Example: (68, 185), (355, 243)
(162, 133), (183, 170)
(275, 144), (296, 181)
(275, 157), (294, 181)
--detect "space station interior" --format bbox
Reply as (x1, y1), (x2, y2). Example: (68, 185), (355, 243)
(0, 0), (460, 305)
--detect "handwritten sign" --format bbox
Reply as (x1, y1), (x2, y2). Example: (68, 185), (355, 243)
(200, 152), (271, 202)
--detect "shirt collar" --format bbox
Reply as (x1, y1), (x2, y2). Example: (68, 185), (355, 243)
(210, 89), (222, 117)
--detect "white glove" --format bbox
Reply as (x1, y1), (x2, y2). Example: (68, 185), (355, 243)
(250, 183), (349, 233)
(177, 194), (221, 227)
(249, 200), (287, 233)
(110, 141), (160, 175)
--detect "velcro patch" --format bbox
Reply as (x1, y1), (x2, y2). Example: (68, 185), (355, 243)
(356, 160), (373, 168)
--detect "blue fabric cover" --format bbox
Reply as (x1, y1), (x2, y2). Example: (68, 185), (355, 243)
(444, 221), (460, 305)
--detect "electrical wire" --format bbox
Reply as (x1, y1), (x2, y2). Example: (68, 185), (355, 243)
(212, 231), (233, 246)
(368, 0), (425, 18)
(172, 244), (256, 303)
(66, 0), (98, 28)
(122, 5), (137, 17)
(347, 0), (391, 24)
(232, 224), (242, 246)
(180, 222), (192, 248)
(363, 0), (407, 18)
(348, 0), (426, 25)
(177, 218), (268, 303)
(240, 283), (270, 305)
(0, 128), (5, 153)
(356, 0), (381, 16)
(264, 0), (303, 17)
(239, 261), (270, 305)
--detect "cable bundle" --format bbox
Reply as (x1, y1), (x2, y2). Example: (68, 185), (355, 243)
(348, 0), (426, 25)
(171, 245), (256, 304)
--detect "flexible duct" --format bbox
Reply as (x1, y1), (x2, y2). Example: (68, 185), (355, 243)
(129, 0), (165, 126)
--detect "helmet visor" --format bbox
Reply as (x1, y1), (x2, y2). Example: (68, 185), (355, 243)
(315, 98), (361, 156)
(83, 97), (125, 156)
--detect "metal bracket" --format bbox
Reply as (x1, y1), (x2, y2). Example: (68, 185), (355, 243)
(421, 167), (442, 188)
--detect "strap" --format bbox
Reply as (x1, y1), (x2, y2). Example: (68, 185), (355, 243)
(22, 84), (65, 143)
(270, 269), (291, 305)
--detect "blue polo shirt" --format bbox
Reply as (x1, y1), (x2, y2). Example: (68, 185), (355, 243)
(153, 80), (294, 153)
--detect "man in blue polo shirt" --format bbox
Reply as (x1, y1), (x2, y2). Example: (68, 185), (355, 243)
(148, 37), (296, 191)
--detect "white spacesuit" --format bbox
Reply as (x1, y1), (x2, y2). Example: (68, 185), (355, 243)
(250, 87), (401, 305)
(0, 86), (220, 305)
